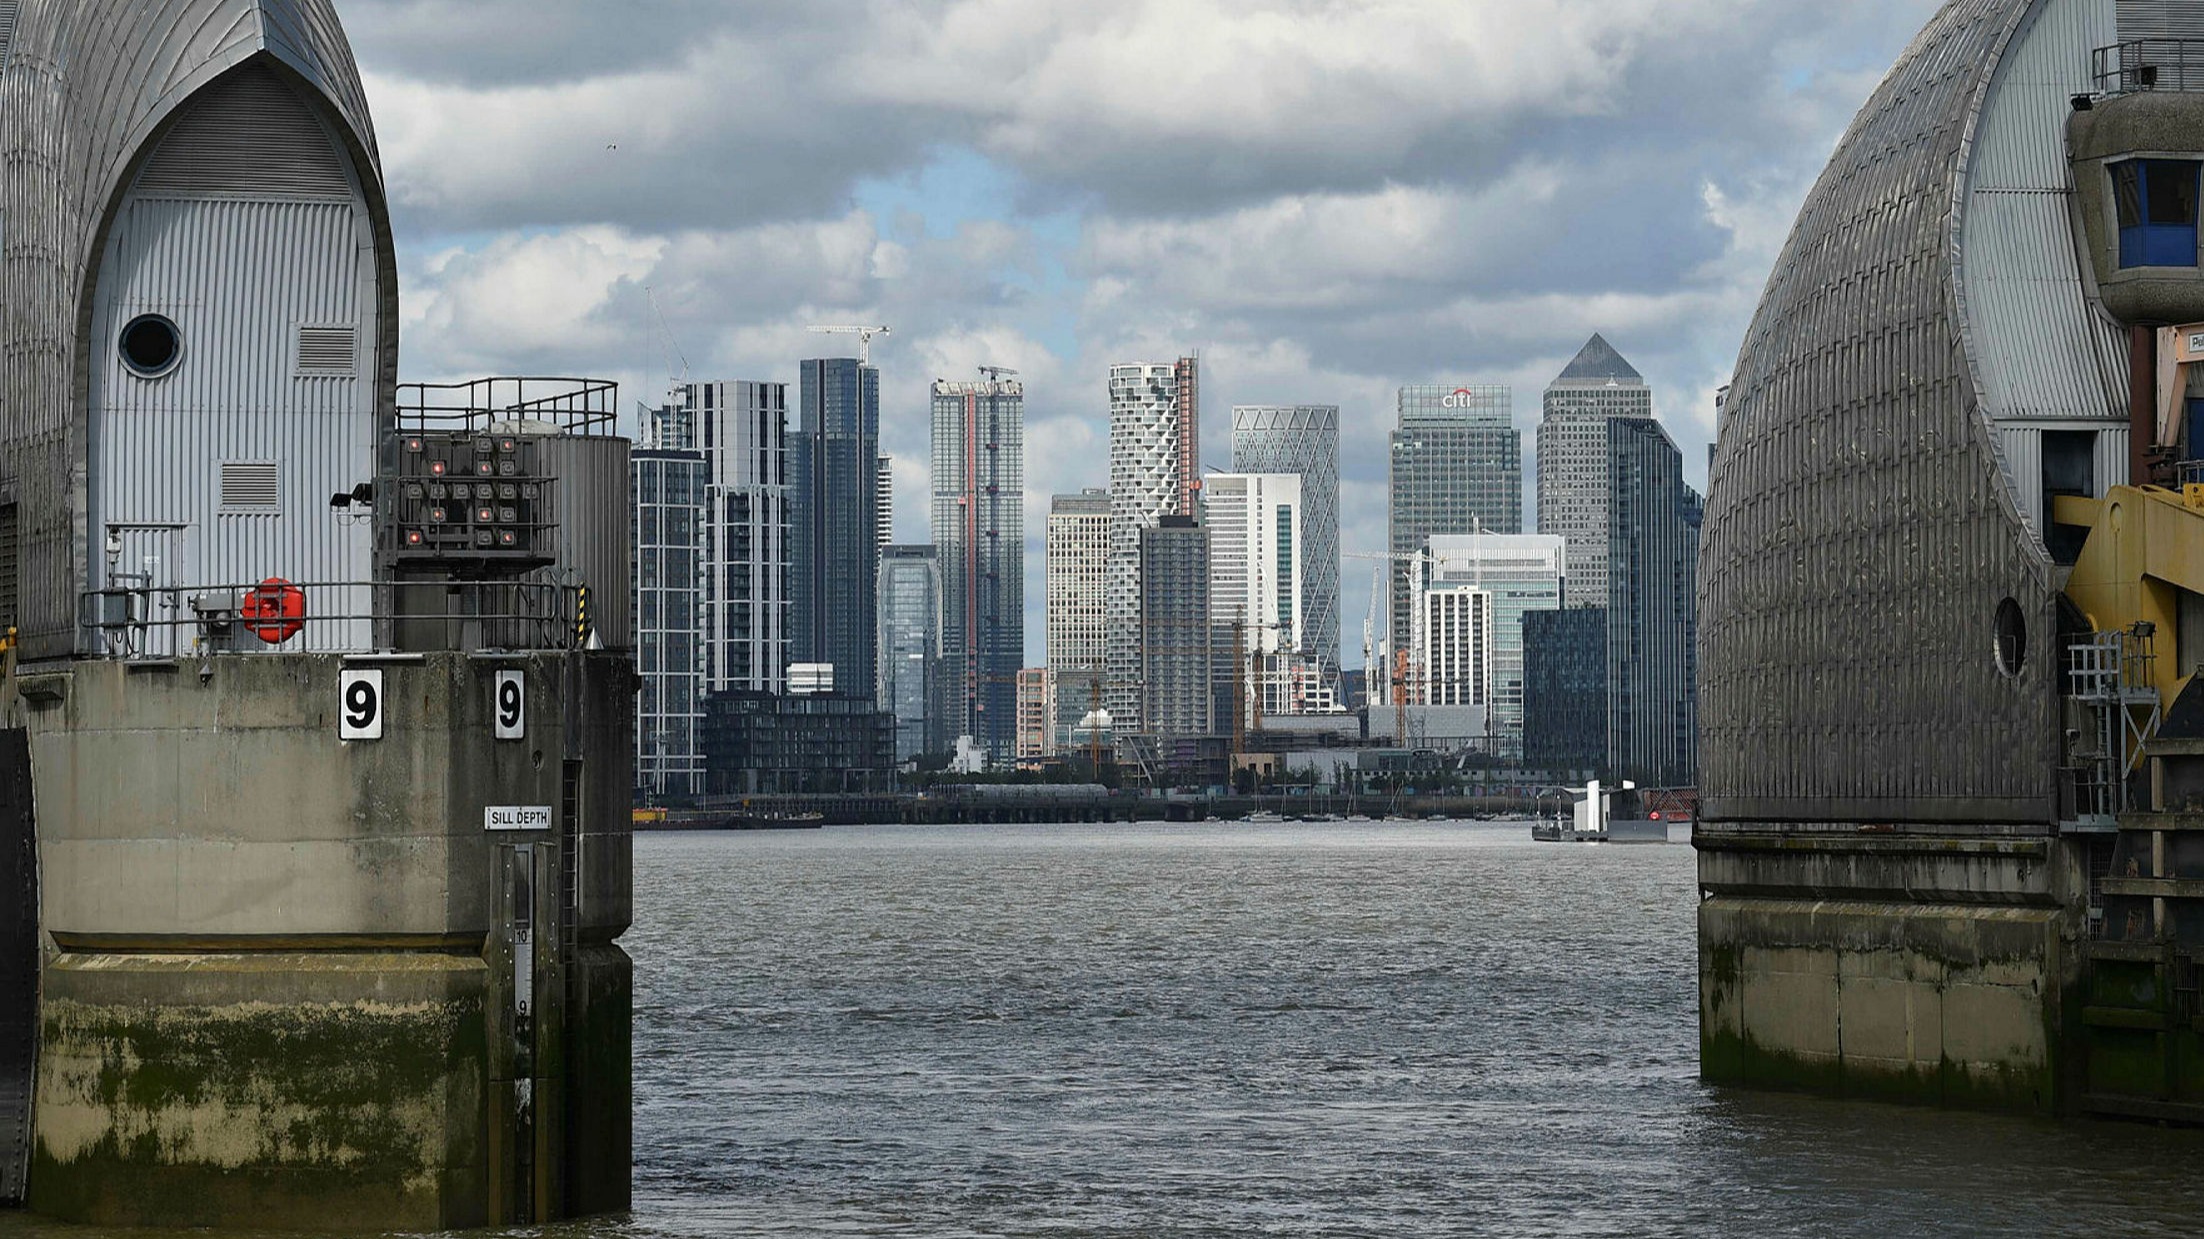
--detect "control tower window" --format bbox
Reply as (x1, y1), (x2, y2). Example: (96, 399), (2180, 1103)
(2113, 159), (2201, 268)
(118, 313), (181, 378)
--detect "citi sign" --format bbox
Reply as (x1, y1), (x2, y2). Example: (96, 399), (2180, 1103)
(1441, 387), (1480, 409)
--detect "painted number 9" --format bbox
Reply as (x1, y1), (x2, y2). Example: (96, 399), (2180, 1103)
(339, 669), (384, 741)
(494, 670), (526, 740)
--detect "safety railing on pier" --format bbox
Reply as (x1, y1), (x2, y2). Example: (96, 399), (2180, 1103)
(79, 577), (585, 659)
(396, 377), (619, 438)
(2094, 39), (2204, 94)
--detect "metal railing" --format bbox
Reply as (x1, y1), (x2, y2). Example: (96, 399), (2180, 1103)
(78, 577), (585, 660)
(396, 376), (618, 438)
(2094, 40), (2204, 94)
(2066, 624), (2163, 824)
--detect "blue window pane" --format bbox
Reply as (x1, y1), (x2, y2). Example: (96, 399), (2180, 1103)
(2115, 159), (2201, 268)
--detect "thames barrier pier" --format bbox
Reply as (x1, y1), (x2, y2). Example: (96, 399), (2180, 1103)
(0, 1), (632, 1227)
(1701, 0), (2204, 1117)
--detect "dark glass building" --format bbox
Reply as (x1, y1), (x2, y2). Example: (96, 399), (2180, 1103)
(790, 357), (881, 698)
(700, 691), (896, 795)
(1603, 417), (1697, 787)
(1523, 607), (1605, 774)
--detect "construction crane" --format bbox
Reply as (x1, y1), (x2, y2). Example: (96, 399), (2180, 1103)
(1227, 618), (1290, 766)
(806, 323), (891, 364)
(1345, 550), (1425, 746)
(978, 364), (1019, 383)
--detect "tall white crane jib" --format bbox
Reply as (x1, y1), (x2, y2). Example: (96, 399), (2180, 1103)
(807, 324), (891, 364)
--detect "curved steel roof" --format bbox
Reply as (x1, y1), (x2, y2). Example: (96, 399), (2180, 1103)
(0, 0), (395, 660)
(1701, 0), (2066, 828)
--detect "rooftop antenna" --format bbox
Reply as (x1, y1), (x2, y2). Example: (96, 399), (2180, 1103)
(645, 286), (690, 385)
(808, 324), (891, 365)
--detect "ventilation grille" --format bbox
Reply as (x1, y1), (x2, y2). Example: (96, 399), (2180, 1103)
(2120, 0), (2204, 40)
(0, 502), (17, 633)
(219, 462), (280, 514)
(0, 2), (18, 75)
(136, 64), (352, 200)
(296, 324), (358, 376)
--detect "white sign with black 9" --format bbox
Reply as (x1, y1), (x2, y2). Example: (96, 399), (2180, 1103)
(339, 669), (384, 740)
(494, 670), (525, 740)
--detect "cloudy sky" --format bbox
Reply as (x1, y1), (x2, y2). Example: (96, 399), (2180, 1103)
(344, 0), (1939, 666)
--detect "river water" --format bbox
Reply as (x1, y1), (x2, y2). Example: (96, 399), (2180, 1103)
(12, 820), (2204, 1236)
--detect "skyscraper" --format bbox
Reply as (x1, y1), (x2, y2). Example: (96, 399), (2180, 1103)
(1140, 515), (1213, 737)
(1389, 385), (1520, 661)
(1419, 533), (1565, 757)
(790, 357), (880, 697)
(1537, 334), (1653, 606)
(1232, 406), (1340, 673)
(1106, 357), (1199, 730)
(1206, 473), (1302, 731)
(931, 376), (1026, 762)
(1524, 606), (1606, 773)
(633, 402), (707, 799)
(877, 544), (945, 762)
(693, 380), (789, 696)
(1047, 488), (1112, 748)
(1604, 416), (1695, 785)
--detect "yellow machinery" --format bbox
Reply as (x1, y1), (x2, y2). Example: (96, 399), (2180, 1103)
(2057, 486), (2204, 712)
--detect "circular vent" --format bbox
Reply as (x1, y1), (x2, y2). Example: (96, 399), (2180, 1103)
(1994, 597), (2027, 679)
(119, 314), (181, 378)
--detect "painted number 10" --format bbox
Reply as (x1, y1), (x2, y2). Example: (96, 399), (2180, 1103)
(494, 670), (526, 740)
(339, 669), (384, 741)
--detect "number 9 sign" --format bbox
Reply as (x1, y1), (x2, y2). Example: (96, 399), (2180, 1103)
(339, 669), (384, 740)
(494, 670), (525, 740)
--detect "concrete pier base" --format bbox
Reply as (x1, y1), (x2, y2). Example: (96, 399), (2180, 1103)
(1696, 830), (2088, 1113)
(13, 652), (632, 1227)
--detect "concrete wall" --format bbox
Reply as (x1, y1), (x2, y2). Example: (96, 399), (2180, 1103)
(22, 650), (631, 1228)
(1697, 831), (2087, 1112)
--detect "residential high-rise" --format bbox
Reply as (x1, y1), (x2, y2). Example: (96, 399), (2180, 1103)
(633, 404), (707, 800)
(1046, 488), (1112, 748)
(1204, 473), (1303, 650)
(1390, 385), (1520, 660)
(1106, 357), (1199, 729)
(1015, 667), (1054, 759)
(1232, 406), (1340, 674)
(1537, 334), (1653, 606)
(1139, 515), (1213, 737)
(691, 380), (789, 696)
(1419, 533), (1565, 757)
(1416, 586), (1491, 709)
(790, 357), (881, 697)
(877, 544), (946, 762)
(931, 376), (1026, 762)
(1206, 473), (1302, 731)
(1604, 416), (1695, 786)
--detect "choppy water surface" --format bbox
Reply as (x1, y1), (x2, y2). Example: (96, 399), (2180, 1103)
(12, 819), (2204, 1237)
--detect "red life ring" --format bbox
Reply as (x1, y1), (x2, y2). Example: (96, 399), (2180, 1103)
(240, 577), (306, 643)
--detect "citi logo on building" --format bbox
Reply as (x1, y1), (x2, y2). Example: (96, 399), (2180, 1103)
(1442, 387), (1479, 408)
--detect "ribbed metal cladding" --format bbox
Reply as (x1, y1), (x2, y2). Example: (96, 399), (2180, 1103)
(0, 3), (16, 72)
(0, 1), (395, 661)
(136, 63), (353, 199)
(2118, 0), (2204, 39)
(90, 193), (374, 622)
(543, 435), (634, 651)
(1701, 0), (2065, 830)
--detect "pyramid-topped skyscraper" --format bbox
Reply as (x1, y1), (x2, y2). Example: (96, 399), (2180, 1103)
(1536, 334), (1654, 604)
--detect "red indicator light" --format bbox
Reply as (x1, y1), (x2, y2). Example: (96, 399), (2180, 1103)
(405, 437), (423, 452)
(405, 529), (423, 546)
(429, 460), (446, 476)
(499, 531), (518, 547)
(429, 507), (446, 523)
(476, 507), (495, 523)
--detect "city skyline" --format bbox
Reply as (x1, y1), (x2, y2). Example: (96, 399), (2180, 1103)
(338, 3), (1945, 670)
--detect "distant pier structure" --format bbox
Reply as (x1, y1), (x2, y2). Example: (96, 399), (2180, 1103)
(1704, 0), (2204, 1117)
(0, 0), (631, 1228)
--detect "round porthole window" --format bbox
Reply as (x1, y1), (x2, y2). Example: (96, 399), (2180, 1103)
(1994, 597), (2026, 678)
(119, 314), (181, 378)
